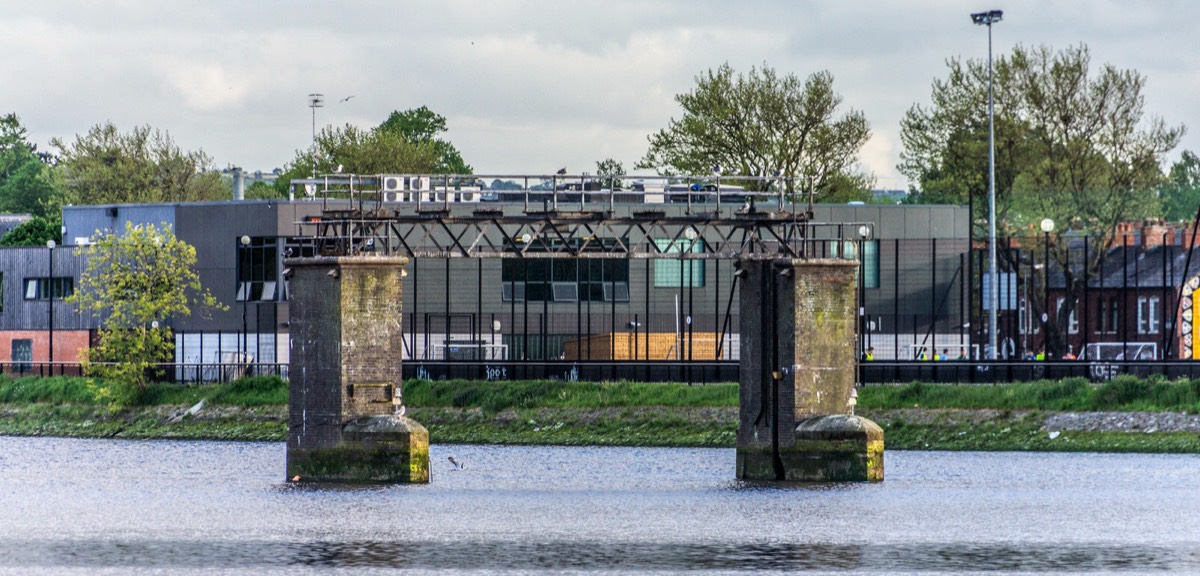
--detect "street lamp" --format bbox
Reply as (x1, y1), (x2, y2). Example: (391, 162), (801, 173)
(46, 239), (55, 375)
(972, 8), (1003, 359)
(308, 93), (324, 178)
(240, 235), (251, 368)
(1041, 218), (1055, 353)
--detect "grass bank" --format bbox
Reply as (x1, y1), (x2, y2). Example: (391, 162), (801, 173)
(857, 375), (1200, 413)
(0, 375), (287, 441)
(2, 375), (1199, 452)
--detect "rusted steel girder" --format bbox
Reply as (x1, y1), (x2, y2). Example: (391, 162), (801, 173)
(297, 208), (872, 261)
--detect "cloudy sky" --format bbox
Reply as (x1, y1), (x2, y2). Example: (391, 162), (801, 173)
(4, 1), (1197, 190)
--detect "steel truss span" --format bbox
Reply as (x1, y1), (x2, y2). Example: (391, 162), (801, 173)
(290, 173), (874, 261)
(301, 211), (881, 261)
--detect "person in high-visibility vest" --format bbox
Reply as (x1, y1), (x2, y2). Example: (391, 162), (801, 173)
(864, 347), (875, 361)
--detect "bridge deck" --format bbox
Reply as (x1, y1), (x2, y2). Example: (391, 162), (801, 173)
(290, 174), (873, 260)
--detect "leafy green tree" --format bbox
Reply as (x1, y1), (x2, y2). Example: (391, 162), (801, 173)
(243, 180), (282, 200)
(50, 122), (229, 209)
(0, 215), (61, 246)
(637, 63), (873, 201)
(272, 123), (442, 197)
(378, 106), (472, 174)
(899, 50), (1034, 214)
(594, 158), (625, 189)
(900, 43), (1185, 355)
(68, 222), (225, 407)
(0, 113), (59, 217)
(1159, 150), (1200, 223)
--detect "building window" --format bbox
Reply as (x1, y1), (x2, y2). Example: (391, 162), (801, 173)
(1137, 296), (1160, 335)
(653, 238), (706, 288)
(23, 277), (73, 300)
(1097, 296), (1119, 334)
(11, 339), (32, 371)
(237, 237), (279, 302)
(831, 239), (879, 289)
(1056, 297), (1079, 335)
(501, 259), (629, 303)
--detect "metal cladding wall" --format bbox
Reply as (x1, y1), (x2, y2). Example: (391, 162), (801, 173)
(45, 201), (969, 366)
(0, 246), (88, 331)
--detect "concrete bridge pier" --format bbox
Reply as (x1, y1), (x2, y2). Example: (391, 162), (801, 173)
(735, 258), (883, 482)
(285, 256), (429, 483)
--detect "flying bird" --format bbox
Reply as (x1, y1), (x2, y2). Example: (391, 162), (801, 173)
(339, 95), (355, 103)
(448, 456), (465, 470)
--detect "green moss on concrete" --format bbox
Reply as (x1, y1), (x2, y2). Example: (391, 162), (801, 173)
(288, 415), (430, 483)
(288, 444), (429, 483)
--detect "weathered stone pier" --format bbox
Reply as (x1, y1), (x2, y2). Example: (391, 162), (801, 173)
(735, 258), (883, 481)
(285, 255), (429, 483)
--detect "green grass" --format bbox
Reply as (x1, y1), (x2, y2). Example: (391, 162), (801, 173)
(0, 376), (98, 404)
(0, 374), (289, 407)
(3, 374), (1200, 451)
(402, 379), (739, 412)
(859, 375), (1200, 413)
(156, 375), (289, 406)
(6, 373), (1200, 414)
(867, 409), (1200, 453)
(409, 406), (737, 447)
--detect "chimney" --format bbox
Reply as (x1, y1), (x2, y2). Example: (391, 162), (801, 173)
(232, 167), (244, 201)
(1140, 218), (1171, 249)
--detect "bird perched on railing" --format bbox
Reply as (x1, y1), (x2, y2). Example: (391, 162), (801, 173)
(737, 198), (757, 215)
(556, 167), (567, 175)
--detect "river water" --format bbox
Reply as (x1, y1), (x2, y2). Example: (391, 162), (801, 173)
(0, 436), (1197, 575)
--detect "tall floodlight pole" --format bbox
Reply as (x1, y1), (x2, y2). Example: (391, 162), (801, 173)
(972, 9), (1003, 360)
(308, 93), (324, 178)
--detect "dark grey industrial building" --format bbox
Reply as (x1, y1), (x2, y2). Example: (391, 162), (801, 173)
(0, 198), (970, 372)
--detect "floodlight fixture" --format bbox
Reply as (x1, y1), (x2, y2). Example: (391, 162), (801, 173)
(971, 10), (1003, 25)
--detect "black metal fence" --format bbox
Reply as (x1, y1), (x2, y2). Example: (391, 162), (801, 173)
(403, 360), (737, 384)
(860, 360), (1200, 384)
(0, 361), (288, 383)
(9, 359), (1200, 386)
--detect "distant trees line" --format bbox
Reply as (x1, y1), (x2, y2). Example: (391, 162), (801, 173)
(1, 42), (1195, 251)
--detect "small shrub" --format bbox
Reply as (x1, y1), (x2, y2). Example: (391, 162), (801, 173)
(210, 376), (288, 405)
(0, 376), (97, 404)
(1094, 375), (1150, 409)
(896, 381), (926, 402)
(1036, 377), (1088, 405)
(451, 386), (485, 408)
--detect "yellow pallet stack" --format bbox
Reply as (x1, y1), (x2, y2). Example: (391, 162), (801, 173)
(562, 332), (724, 360)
